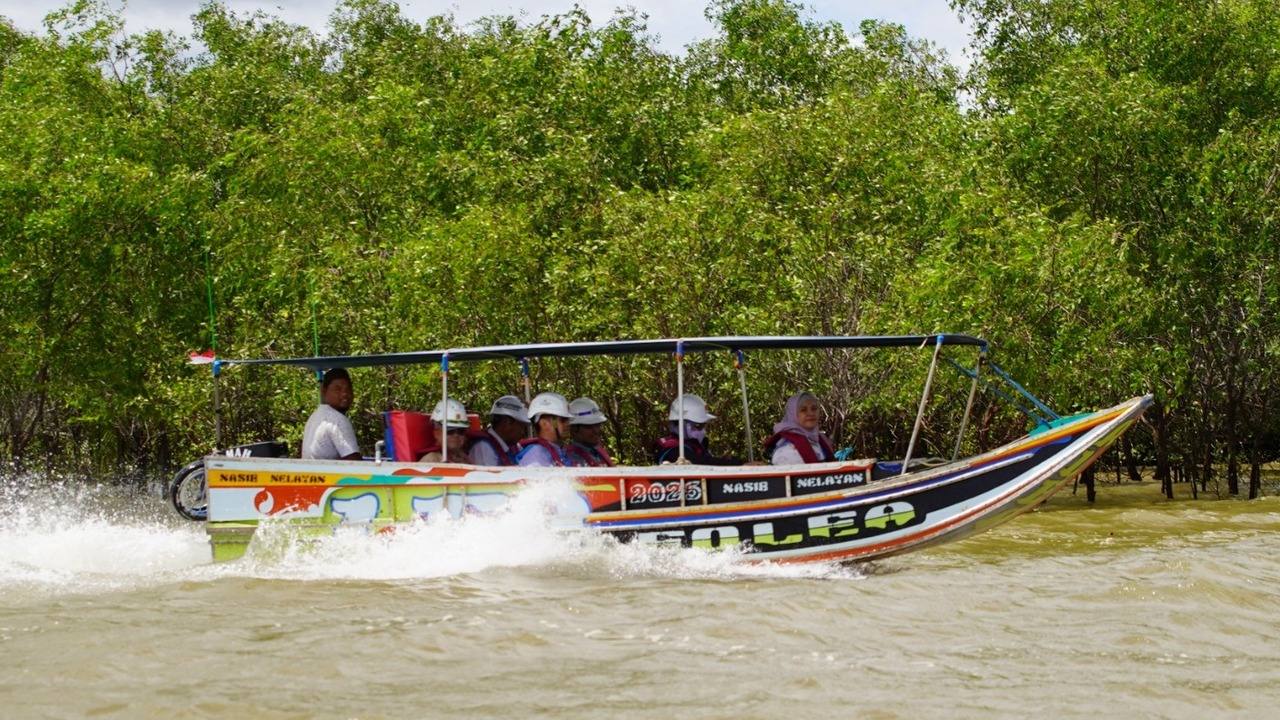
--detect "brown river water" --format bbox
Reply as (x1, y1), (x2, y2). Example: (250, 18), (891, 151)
(2, 477), (1278, 719)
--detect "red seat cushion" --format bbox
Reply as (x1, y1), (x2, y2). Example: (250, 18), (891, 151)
(384, 410), (438, 461)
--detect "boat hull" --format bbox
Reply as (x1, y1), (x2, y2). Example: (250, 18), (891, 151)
(203, 395), (1151, 563)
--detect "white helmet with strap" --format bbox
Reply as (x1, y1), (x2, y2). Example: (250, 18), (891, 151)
(668, 394), (716, 423)
(431, 398), (470, 429)
(568, 397), (607, 425)
(528, 392), (571, 422)
(489, 395), (530, 423)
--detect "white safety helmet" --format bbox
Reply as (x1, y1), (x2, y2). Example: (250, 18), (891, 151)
(489, 395), (530, 423)
(568, 397), (607, 425)
(431, 398), (470, 429)
(527, 392), (571, 422)
(668, 394), (716, 424)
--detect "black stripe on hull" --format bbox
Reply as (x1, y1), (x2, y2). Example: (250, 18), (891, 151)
(604, 434), (1077, 556)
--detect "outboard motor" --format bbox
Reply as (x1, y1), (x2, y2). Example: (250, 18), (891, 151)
(168, 441), (288, 521)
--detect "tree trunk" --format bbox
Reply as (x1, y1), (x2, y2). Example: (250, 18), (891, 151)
(1227, 452), (1240, 496)
(1248, 432), (1262, 500)
(1225, 399), (1239, 496)
(1122, 435), (1142, 483)
(158, 430), (172, 473)
(1153, 404), (1171, 497)
(1202, 441), (1213, 495)
(1225, 359), (1241, 496)
(1084, 465), (1096, 503)
(8, 364), (51, 471)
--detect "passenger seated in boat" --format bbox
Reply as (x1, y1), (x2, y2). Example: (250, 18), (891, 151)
(514, 392), (572, 467)
(564, 397), (615, 467)
(420, 399), (473, 463)
(763, 392), (835, 465)
(652, 394), (742, 465)
(301, 368), (362, 460)
(466, 395), (530, 466)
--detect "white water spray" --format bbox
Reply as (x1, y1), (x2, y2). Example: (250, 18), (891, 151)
(1, 476), (860, 596)
(0, 477), (210, 595)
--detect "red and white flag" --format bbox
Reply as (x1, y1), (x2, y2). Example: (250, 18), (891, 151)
(188, 350), (216, 365)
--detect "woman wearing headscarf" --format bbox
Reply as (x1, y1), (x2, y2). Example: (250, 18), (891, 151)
(763, 392), (835, 465)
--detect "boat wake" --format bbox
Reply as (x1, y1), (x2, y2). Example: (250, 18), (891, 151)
(0, 477), (210, 595)
(221, 480), (862, 582)
(0, 476), (860, 598)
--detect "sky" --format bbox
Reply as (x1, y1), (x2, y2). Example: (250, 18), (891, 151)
(1, 1), (973, 67)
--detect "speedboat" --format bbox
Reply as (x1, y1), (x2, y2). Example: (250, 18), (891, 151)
(168, 335), (1151, 563)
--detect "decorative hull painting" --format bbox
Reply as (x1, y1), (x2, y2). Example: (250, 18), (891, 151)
(203, 396), (1150, 564)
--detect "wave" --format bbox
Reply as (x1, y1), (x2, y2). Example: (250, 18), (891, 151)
(0, 476), (859, 598)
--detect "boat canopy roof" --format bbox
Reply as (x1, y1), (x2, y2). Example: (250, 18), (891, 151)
(219, 334), (987, 371)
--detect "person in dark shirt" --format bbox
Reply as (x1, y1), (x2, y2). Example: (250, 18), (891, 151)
(564, 397), (615, 467)
(652, 394), (742, 466)
(467, 395), (530, 466)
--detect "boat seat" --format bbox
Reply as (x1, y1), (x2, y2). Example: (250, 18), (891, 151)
(383, 410), (438, 462)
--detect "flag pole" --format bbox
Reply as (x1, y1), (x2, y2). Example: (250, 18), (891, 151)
(205, 248), (223, 450)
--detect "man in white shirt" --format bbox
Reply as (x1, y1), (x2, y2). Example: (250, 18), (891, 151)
(301, 368), (362, 460)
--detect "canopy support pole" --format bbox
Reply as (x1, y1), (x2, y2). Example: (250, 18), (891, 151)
(735, 350), (754, 463)
(952, 350), (984, 461)
(440, 353), (450, 463)
(520, 357), (533, 438)
(945, 357), (1045, 425)
(676, 340), (687, 464)
(902, 335), (943, 477)
(212, 360), (223, 450)
(988, 361), (1059, 421)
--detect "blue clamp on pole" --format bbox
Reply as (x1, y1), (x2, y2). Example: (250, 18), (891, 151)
(212, 359), (223, 378)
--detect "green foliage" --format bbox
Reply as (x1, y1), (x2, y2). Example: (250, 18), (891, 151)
(956, 0), (1280, 489)
(1, 0), (1277, 484)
